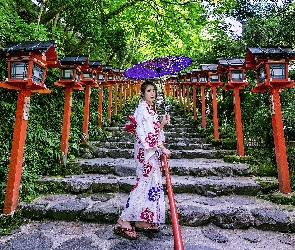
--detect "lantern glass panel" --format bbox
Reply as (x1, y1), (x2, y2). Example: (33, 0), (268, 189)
(83, 72), (92, 79)
(32, 63), (45, 84)
(231, 70), (243, 81)
(192, 77), (198, 82)
(98, 73), (104, 81)
(108, 75), (113, 80)
(75, 70), (80, 82)
(270, 64), (285, 79)
(210, 74), (219, 82)
(11, 62), (28, 79)
(186, 76), (191, 82)
(199, 76), (207, 82)
(258, 66), (266, 83)
(62, 68), (74, 79)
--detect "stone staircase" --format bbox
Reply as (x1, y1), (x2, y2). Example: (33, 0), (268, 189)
(17, 102), (295, 233)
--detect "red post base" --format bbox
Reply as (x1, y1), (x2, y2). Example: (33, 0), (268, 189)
(233, 88), (244, 156)
(212, 87), (219, 139)
(82, 85), (91, 144)
(3, 89), (31, 214)
(201, 86), (206, 128)
(60, 87), (73, 164)
(271, 89), (291, 194)
(98, 86), (103, 128)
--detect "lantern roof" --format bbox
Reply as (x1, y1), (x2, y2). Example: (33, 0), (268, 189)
(89, 60), (102, 67)
(247, 46), (295, 57)
(59, 55), (89, 67)
(1, 40), (59, 67)
(245, 46), (295, 69)
(201, 64), (218, 72)
(2, 40), (57, 53)
(102, 65), (112, 71)
(218, 58), (245, 67)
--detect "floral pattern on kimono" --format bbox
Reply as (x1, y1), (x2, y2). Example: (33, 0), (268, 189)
(120, 99), (165, 224)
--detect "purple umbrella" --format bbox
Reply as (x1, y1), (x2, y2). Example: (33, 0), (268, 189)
(124, 56), (192, 79)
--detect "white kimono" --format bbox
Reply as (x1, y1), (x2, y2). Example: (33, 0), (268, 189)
(120, 99), (165, 224)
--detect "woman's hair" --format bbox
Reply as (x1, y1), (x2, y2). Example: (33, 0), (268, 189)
(140, 80), (157, 99)
(140, 80), (157, 111)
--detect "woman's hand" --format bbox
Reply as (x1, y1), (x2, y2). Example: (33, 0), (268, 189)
(159, 145), (171, 158)
(160, 113), (170, 130)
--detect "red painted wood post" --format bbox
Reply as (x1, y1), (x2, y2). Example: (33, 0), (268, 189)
(3, 89), (31, 214)
(60, 87), (73, 164)
(114, 83), (118, 115)
(187, 85), (190, 112)
(233, 88), (245, 156)
(193, 85), (197, 120)
(108, 85), (112, 122)
(98, 85), (103, 128)
(271, 88), (291, 193)
(162, 154), (184, 250)
(119, 84), (123, 110)
(201, 86), (206, 128)
(174, 85), (177, 101)
(182, 84), (186, 109)
(124, 83), (127, 106)
(82, 85), (91, 144)
(211, 86), (219, 139)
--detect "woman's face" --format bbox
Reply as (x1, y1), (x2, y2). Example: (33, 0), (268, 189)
(143, 84), (156, 105)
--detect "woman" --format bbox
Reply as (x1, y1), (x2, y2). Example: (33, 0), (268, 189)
(114, 80), (171, 240)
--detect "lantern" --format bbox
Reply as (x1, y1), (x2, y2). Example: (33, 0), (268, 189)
(55, 55), (89, 90)
(0, 40), (58, 214)
(201, 64), (223, 139)
(218, 58), (248, 156)
(245, 46), (295, 194)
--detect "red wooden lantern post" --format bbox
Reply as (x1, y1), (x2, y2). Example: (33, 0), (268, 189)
(113, 69), (124, 115)
(104, 66), (114, 123)
(178, 73), (185, 107)
(185, 71), (192, 113)
(0, 40), (58, 214)
(168, 75), (178, 100)
(191, 69), (200, 120)
(198, 71), (208, 128)
(201, 64), (223, 139)
(81, 60), (102, 144)
(97, 69), (106, 128)
(218, 58), (248, 156)
(119, 74), (126, 110)
(54, 56), (86, 164)
(245, 46), (295, 194)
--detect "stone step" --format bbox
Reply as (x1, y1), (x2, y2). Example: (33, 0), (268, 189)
(4, 220), (295, 250)
(73, 158), (253, 177)
(85, 141), (211, 150)
(35, 173), (273, 197)
(79, 147), (236, 159)
(101, 136), (207, 144)
(18, 193), (295, 233)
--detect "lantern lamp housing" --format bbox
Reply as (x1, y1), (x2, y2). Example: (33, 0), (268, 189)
(62, 68), (74, 80)
(210, 74), (219, 82)
(269, 64), (285, 79)
(231, 70), (243, 82)
(1, 40), (58, 92)
(258, 66), (266, 83)
(75, 70), (81, 82)
(83, 72), (92, 79)
(11, 62), (29, 79)
(199, 76), (207, 82)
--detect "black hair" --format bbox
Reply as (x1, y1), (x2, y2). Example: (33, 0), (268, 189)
(140, 80), (157, 111)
